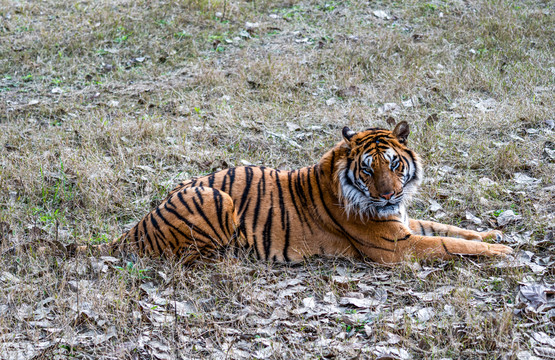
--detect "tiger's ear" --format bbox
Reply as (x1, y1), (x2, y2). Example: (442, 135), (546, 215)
(393, 121), (410, 144)
(342, 126), (356, 142)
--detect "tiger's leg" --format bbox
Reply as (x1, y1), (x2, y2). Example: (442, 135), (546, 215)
(138, 186), (238, 259)
(77, 187), (239, 262)
(409, 219), (502, 241)
(368, 234), (513, 264)
(405, 234), (512, 260)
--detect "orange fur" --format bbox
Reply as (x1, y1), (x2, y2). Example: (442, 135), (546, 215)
(77, 122), (512, 263)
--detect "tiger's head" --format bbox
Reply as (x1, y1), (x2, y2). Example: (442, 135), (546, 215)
(335, 121), (422, 219)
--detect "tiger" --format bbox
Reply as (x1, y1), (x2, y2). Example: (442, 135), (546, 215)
(76, 121), (512, 264)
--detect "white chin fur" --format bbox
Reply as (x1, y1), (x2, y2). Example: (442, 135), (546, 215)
(338, 170), (414, 221)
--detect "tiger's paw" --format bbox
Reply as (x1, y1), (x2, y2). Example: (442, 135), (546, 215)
(481, 230), (503, 242)
(486, 243), (513, 256)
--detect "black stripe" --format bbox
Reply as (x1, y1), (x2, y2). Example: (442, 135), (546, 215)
(295, 169), (309, 208)
(441, 239), (454, 255)
(220, 171), (227, 193)
(165, 227), (181, 252)
(282, 212), (291, 262)
(286, 171), (308, 230)
(368, 218), (403, 223)
(251, 177), (263, 234)
(175, 192), (194, 214)
(252, 234), (261, 259)
(152, 228), (171, 253)
(166, 197), (177, 209)
(356, 133), (390, 145)
(404, 150), (418, 183)
(419, 222), (426, 236)
(380, 233), (411, 242)
(262, 197), (273, 260)
(208, 173), (216, 187)
(131, 226), (143, 253)
(149, 212), (169, 251)
(160, 204), (213, 243)
(228, 168), (236, 197)
(237, 197), (251, 239)
(305, 167), (316, 211)
(329, 150), (336, 176)
(194, 187), (205, 205)
(237, 167), (254, 213)
(212, 190), (225, 236)
(191, 196), (223, 243)
(142, 217), (161, 254)
(274, 172), (286, 230)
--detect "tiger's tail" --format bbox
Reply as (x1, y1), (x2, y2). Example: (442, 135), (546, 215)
(70, 232), (130, 257)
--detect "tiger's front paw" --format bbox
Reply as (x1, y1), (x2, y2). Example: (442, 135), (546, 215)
(481, 230), (503, 242)
(486, 243), (513, 256)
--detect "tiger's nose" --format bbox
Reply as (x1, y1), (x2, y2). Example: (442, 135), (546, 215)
(381, 192), (394, 200)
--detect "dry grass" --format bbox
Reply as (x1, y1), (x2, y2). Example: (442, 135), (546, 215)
(0, 0), (554, 358)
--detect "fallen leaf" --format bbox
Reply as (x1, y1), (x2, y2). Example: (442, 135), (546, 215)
(372, 10), (392, 20)
(278, 285), (306, 298)
(0, 271), (20, 284)
(286, 122), (300, 131)
(517, 251), (547, 274)
(479, 177), (497, 187)
(401, 98), (415, 107)
(374, 346), (411, 360)
(465, 211), (482, 225)
(532, 332), (555, 347)
(385, 332), (401, 345)
(274, 278), (303, 289)
(497, 210), (522, 226)
(245, 22), (259, 30)
(270, 307), (289, 320)
(543, 141), (555, 162)
(302, 297), (316, 310)
(323, 291), (337, 305)
(325, 98), (336, 106)
(331, 275), (358, 287)
(429, 200), (442, 212)
(147, 340), (172, 360)
(417, 307), (435, 322)
(514, 173), (541, 186)
(378, 103), (398, 115)
(474, 98), (497, 112)
(519, 283), (549, 309)
(534, 347), (555, 359)
(339, 297), (380, 308)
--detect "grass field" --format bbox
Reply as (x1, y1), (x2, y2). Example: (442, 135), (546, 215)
(0, 0), (554, 358)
